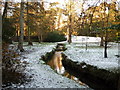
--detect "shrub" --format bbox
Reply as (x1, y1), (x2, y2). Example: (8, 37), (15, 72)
(44, 31), (66, 42)
(2, 18), (16, 43)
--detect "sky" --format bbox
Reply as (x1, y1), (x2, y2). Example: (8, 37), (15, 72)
(3, 0), (120, 7)
(44, 0), (120, 11)
(2, 0), (120, 15)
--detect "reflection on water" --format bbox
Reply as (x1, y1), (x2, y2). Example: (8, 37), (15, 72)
(47, 51), (86, 86)
(47, 51), (65, 74)
(63, 71), (86, 86)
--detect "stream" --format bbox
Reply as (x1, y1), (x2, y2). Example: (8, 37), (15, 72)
(44, 43), (119, 90)
(46, 45), (88, 87)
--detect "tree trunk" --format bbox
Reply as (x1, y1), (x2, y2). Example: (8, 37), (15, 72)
(104, 39), (107, 58)
(18, 1), (24, 52)
(38, 35), (41, 43)
(67, 14), (72, 44)
(100, 36), (104, 46)
(27, 1), (33, 46)
(100, 2), (106, 47)
(0, 3), (2, 80)
(40, 33), (43, 42)
(89, 14), (93, 34)
(28, 27), (33, 45)
(57, 9), (62, 30)
(104, 6), (109, 58)
(104, 29), (108, 58)
(2, 2), (8, 20)
(15, 25), (19, 41)
(67, 0), (72, 44)
(67, 28), (72, 44)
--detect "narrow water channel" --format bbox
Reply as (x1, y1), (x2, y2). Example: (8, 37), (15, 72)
(47, 51), (86, 86)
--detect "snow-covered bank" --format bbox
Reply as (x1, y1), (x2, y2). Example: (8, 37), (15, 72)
(12, 42), (87, 88)
(64, 42), (119, 72)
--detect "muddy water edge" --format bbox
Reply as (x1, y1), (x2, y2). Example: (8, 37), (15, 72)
(41, 43), (120, 90)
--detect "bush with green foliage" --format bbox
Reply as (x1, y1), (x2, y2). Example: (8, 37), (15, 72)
(2, 18), (16, 43)
(44, 31), (66, 42)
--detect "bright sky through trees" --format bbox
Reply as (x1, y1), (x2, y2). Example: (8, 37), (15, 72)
(2, 0), (120, 10)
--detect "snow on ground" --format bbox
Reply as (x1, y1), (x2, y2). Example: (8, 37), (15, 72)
(12, 42), (87, 88)
(63, 42), (119, 72)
